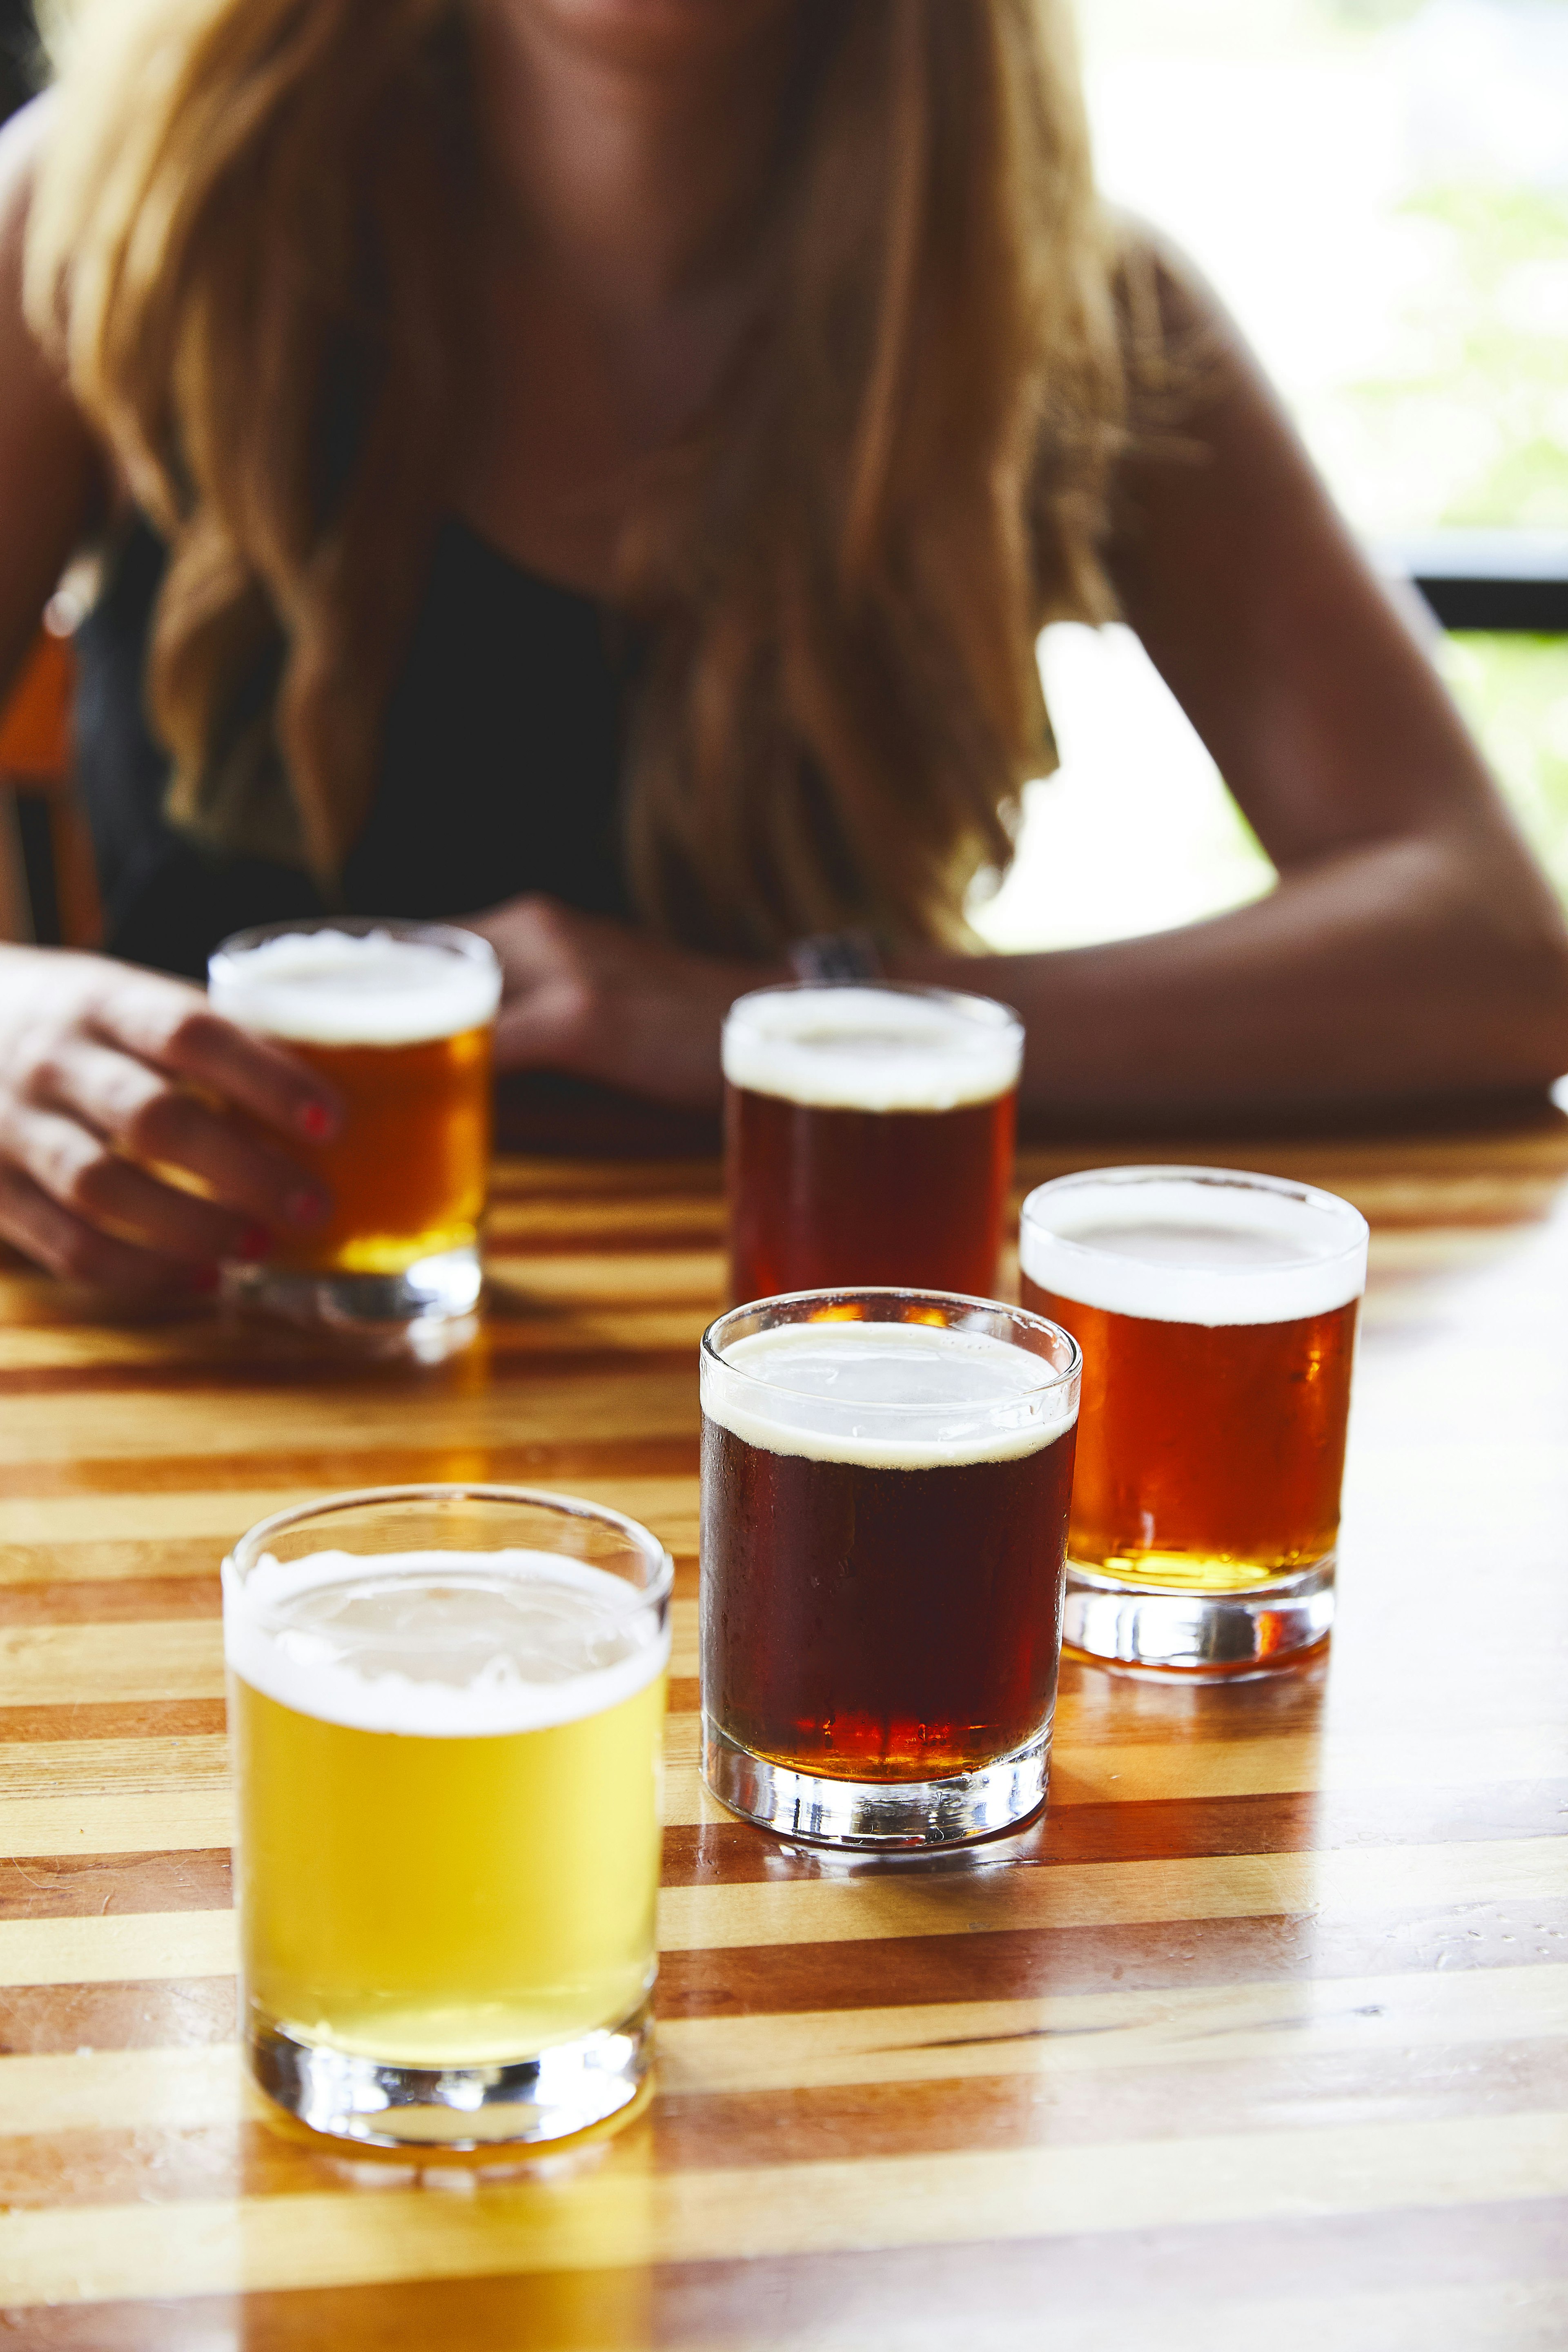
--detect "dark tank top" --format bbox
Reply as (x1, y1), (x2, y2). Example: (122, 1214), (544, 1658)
(74, 518), (636, 979)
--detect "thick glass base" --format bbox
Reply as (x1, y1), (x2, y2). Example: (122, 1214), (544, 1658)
(1062, 1554), (1334, 1677)
(223, 1244), (482, 1358)
(247, 1995), (652, 2151)
(702, 1716), (1050, 1849)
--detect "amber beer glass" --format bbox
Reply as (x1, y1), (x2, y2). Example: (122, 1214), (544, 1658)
(1019, 1167), (1368, 1674)
(723, 984), (1023, 1304)
(209, 918), (502, 1334)
(225, 1483), (671, 2149)
(700, 1289), (1080, 1846)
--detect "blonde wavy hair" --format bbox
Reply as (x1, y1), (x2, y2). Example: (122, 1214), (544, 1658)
(27, 0), (1125, 953)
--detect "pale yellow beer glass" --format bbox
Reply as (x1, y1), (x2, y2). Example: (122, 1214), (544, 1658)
(225, 1485), (671, 2149)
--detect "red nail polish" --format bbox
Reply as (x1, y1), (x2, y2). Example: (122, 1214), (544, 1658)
(301, 1103), (332, 1141)
(285, 1189), (325, 1226)
(238, 1223), (271, 1262)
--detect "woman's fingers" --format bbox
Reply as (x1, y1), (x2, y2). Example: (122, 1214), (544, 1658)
(0, 1158), (212, 1296)
(93, 968), (342, 1142)
(2, 1102), (263, 1265)
(36, 1037), (330, 1232)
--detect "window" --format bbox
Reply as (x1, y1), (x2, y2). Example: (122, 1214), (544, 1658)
(972, 0), (1568, 952)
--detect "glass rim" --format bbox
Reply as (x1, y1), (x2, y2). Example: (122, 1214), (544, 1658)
(208, 915), (500, 976)
(1019, 1163), (1369, 1279)
(224, 1481), (675, 1624)
(702, 1285), (1081, 1409)
(723, 978), (1024, 1042)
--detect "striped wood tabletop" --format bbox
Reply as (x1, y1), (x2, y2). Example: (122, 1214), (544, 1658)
(3, 1118), (1568, 2346)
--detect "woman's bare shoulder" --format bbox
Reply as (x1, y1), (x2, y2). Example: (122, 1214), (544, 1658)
(0, 96), (74, 386)
(0, 94), (55, 258)
(0, 95), (109, 678)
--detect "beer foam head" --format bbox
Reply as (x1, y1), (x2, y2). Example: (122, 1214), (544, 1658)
(1020, 1167), (1368, 1327)
(223, 1549), (668, 1736)
(702, 1315), (1078, 1468)
(722, 984), (1022, 1112)
(208, 927), (502, 1047)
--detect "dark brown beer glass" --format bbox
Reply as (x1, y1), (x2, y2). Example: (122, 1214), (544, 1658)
(700, 1289), (1080, 1848)
(722, 985), (1023, 1305)
(1019, 1167), (1368, 1676)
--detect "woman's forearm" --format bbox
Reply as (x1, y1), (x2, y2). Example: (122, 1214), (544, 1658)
(895, 827), (1568, 1125)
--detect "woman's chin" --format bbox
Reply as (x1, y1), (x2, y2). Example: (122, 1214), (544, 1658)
(491, 0), (800, 71)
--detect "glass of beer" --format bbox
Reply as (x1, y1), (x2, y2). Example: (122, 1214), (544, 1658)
(207, 918), (502, 1336)
(1019, 1166), (1368, 1675)
(700, 1289), (1080, 1847)
(225, 1483), (671, 2149)
(723, 983), (1023, 1305)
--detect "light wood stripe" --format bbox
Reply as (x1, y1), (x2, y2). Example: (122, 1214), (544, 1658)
(0, 1622), (225, 1708)
(0, 1364), (699, 1467)
(654, 1838), (1568, 1953)
(0, 1480), (697, 1549)
(486, 1196), (723, 1241)
(0, 1731), (232, 1853)
(4, 2110), (1567, 2306)
(0, 1604), (700, 1719)
(7, 1963), (1566, 2136)
(0, 1909), (235, 1987)
(0, 1730), (726, 1858)
(4, 1838), (1563, 1986)
(661, 1962), (1568, 2094)
(0, 1736), (231, 1795)
(664, 2283), (1568, 2352)
(0, 1484), (699, 1594)
(0, 1258), (723, 1370)
(486, 1249), (722, 1299)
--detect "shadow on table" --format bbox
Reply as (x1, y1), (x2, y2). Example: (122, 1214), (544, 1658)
(496, 1074), (720, 1160)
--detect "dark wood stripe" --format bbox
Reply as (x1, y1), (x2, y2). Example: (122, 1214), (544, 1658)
(650, 2199), (1568, 2348)
(0, 1346), (698, 1399)
(0, 1852), (231, 1924)
(0, 1578), (221, 1627)
(658, 1782), (1568, 1888)
(0, 1439), (701, 1499)
(651, 2039), (1568, 2173)
(657, 1902), (1568, 2022)
(0, 1978), (234, 2057)
(0, 1702), (227, 1745)
(0, 1542), (226, 1588)
(487, 1162), (722, 1199)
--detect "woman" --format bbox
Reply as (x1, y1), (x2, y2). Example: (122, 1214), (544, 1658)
(0, 0), (1563, 1297)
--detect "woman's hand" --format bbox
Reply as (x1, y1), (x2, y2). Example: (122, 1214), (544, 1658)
(466, 897), (782, 1109)
(0, 945), (340, 1298)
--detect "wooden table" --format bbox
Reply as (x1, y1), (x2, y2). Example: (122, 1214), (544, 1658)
(4, 1120), (1568, 2346)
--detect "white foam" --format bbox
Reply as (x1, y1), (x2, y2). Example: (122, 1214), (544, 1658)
(701, 1317), (1077, 1468)
(1020, 1169), (1368, 1327)
(722, 985), (1022, 1112)
(208, 928), (501, 1047)
(223, 1549), (668, 1737)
